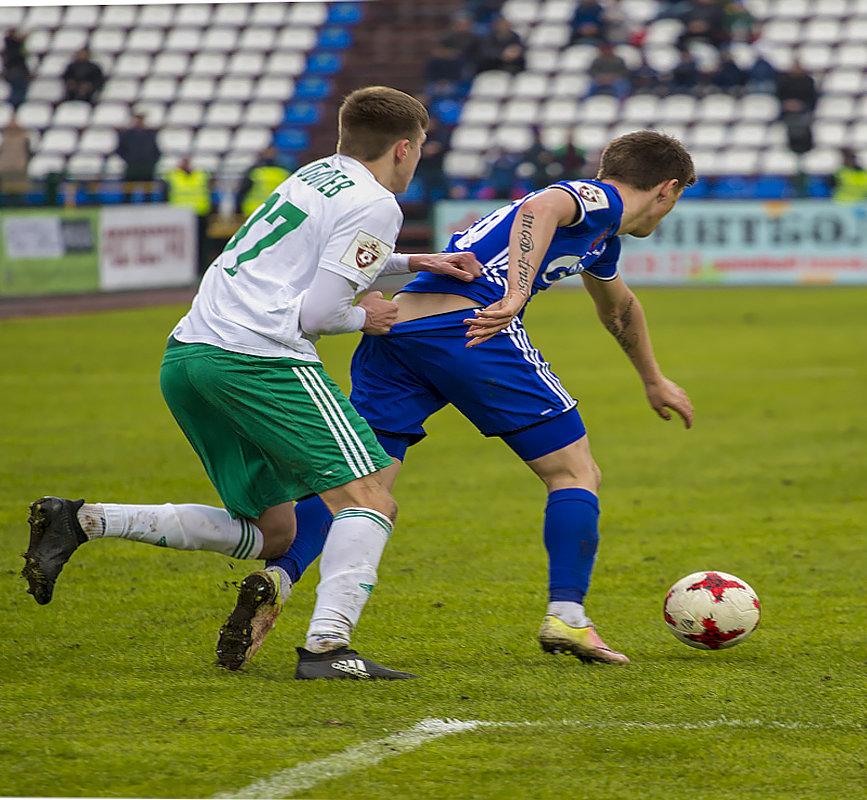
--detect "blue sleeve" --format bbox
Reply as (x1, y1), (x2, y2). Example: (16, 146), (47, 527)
(584, 237), (620, 281)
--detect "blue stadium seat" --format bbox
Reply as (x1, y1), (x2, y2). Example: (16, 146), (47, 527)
(806, 176), (832, 198)
(294, 77), (332, 100)
(318, 26), (353, 50)
(683, 176), (711, 199)
(397, 177), (426, 203)
(306, 52), (342, 75)
(431, 98), (463, 126)
(752, 175), (794, 199)
(274, 127), (310, 152)
(712, 176), (756, 199)
(284, 102), (321, 126)
(327, 3), (363, 24)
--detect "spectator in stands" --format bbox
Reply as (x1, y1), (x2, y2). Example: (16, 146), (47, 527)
(569, 0), (607, 46)
(724, 0), (759, 44)
(413, 115), (450, 201)
(484, 146), (522, 199)
(551, 138), (588, 182)
(676, 0), (730, 51)
(423, 43), (466, 99)
(520, 127), (560, 191)
(165, 156), (212, 274)
(465, 0), (502, 26)
(666, 48), (703, 95)
(604, 0), (645, 47)
(832, 147), (867, 203)
(745, 47), (777, 94)
(0, 114), (31, 205)
(709, 51), (747, 95)
(237, 145), (292, 217)
(477, 15), (526, 75)
(2, 29), (30, 110)
(631, 52), (662, 95)
(585, 42), (631, 100)
(439, 13), (482, 78)
(776, 60), (818, 156)
(62, 48), (105, 105)
(117, 111), (161, 202)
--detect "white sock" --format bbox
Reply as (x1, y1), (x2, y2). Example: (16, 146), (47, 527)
(547, 601), (591, 628)
(82, 503), (263, 558)
(265, 565), (293, 602)
(305, 507), (393, 653)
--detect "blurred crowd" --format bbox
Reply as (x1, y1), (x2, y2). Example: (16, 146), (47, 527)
(2, 1), (867, 209)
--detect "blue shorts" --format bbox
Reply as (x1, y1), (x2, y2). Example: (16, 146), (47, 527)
(350, 310), (586, 462)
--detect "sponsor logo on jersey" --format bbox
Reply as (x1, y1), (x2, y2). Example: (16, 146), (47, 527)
(340, 230), (391, 279)
(574, 182), (609, 212)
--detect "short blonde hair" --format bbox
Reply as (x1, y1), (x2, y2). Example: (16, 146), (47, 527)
(337, 86), (429, 161)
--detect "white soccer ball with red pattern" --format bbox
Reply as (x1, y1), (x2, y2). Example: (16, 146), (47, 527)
(663, 571), (761, 650)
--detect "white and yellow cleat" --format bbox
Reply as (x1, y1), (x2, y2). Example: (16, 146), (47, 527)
(216, 569), (284, 670)
(539, 615), (630, 665)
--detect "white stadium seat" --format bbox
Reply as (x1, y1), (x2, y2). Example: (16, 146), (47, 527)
(29, 154), (68, 177)
(15, 102), (54, 131)
(26, 78), (65, 104)
(205, 102), (244, 127)
(217, 77), (255, 102)
(40, 128), (80, 155)
(67, 154), (105, 177)
(138, 4), (176, 27)
(194, 127), (233, 154)
(53, 102), (92, 129)
(152, 53), (190, 77)
(50, 28), (90, 54)
(244, 102), (284, 128)
(459, 99), (501, 126)
(158, 127), (195, 155)
(79, 127), (119, 154)
(470, 71), (513, 100)
(175, 4), (211, 26)
(165, 28), (203, 53)
(126, 28), (166, 54)
(178, 76), (217, 102)
(450, 125), (493, 153)
(288, 2), (328, 26)
(91, 103), (132, 128)
(255, 76), (296, 102)
(166, 103), (206, 127)
(443, 151), (486, 179)
(231, 127), (273, 154)
(238, 27), (278, 52)
(90, 29), (128, 56)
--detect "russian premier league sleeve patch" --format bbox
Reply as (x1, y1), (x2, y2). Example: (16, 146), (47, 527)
(575, 182), (610, 212)
(339, 231), (392, 280)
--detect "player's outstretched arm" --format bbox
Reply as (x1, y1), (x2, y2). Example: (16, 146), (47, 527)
(465, 189), (575, 347)
(408, 252), (482, 282)
(582, 273), (694, 428)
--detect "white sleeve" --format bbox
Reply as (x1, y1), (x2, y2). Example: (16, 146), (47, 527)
(299, 267), (366, 336)
(379, 252), (412, 276)
(319, 196), (403, 290)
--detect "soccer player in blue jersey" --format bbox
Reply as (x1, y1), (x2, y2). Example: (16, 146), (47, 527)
(231, 130), (696, 669)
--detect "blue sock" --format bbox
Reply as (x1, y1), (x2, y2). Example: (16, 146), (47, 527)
(265, 495), (332, 584)
(544, 488), (600, 604)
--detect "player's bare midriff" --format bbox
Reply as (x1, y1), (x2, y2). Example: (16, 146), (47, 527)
(394, 292), (482, 323)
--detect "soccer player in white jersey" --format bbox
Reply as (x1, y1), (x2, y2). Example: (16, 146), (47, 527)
(21, 86), (479, 680)
(264, 130), (697, 666)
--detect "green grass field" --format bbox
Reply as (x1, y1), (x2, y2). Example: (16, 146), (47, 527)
(1, 286), (864, 799)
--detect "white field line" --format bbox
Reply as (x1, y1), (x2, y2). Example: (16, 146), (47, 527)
(214, 716), (855, 799)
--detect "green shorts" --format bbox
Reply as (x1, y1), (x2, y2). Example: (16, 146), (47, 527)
(159, 338), (393, 519)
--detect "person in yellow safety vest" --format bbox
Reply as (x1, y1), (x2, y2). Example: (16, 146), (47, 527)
(237, 145), (293, 217)
(832, 147), (867, 204)
(165, 156), (212, 274)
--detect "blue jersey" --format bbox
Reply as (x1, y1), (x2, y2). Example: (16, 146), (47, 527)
(400, 180), (624, 306)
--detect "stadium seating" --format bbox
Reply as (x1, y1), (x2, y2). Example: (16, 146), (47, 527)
(9, 1), (345, 183)
(441, 0), (864, 196)
(4, 0), (864, 202)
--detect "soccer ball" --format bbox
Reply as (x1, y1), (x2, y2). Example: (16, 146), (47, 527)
(663, 571), (761, 650)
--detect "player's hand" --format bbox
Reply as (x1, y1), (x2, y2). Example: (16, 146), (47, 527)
(463, 290), (526, 348)
(645, 377), (694, 429)
(358, 291), (399, 335)
(413, 252), (482, 282)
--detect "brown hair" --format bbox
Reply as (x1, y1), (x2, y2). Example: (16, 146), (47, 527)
(597, 130), (696, 191)
(337, 86), (429, 161)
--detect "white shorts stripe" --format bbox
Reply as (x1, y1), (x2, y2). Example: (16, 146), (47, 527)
(292, 367), (366, 479)
(300, 366), (378, 473)
(293, 366), (378, 477)
(507, 321), (574, 408)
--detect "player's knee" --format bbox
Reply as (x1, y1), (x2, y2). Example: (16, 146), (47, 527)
(259, 527), (294, 559)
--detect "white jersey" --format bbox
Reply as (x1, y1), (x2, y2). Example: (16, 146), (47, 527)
(172, 154), (402, 361)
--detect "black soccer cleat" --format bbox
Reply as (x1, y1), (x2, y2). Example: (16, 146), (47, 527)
(215, 570), (283, 671)
(22, 496), (87, 605)
(294, 646), (419, 680)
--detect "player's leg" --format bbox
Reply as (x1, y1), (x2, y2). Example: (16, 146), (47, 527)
(294, 463), (415, 680)
(265, 430), (410, 585)
(504, 425), (628, 665)
(21, 348), (296, 606)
